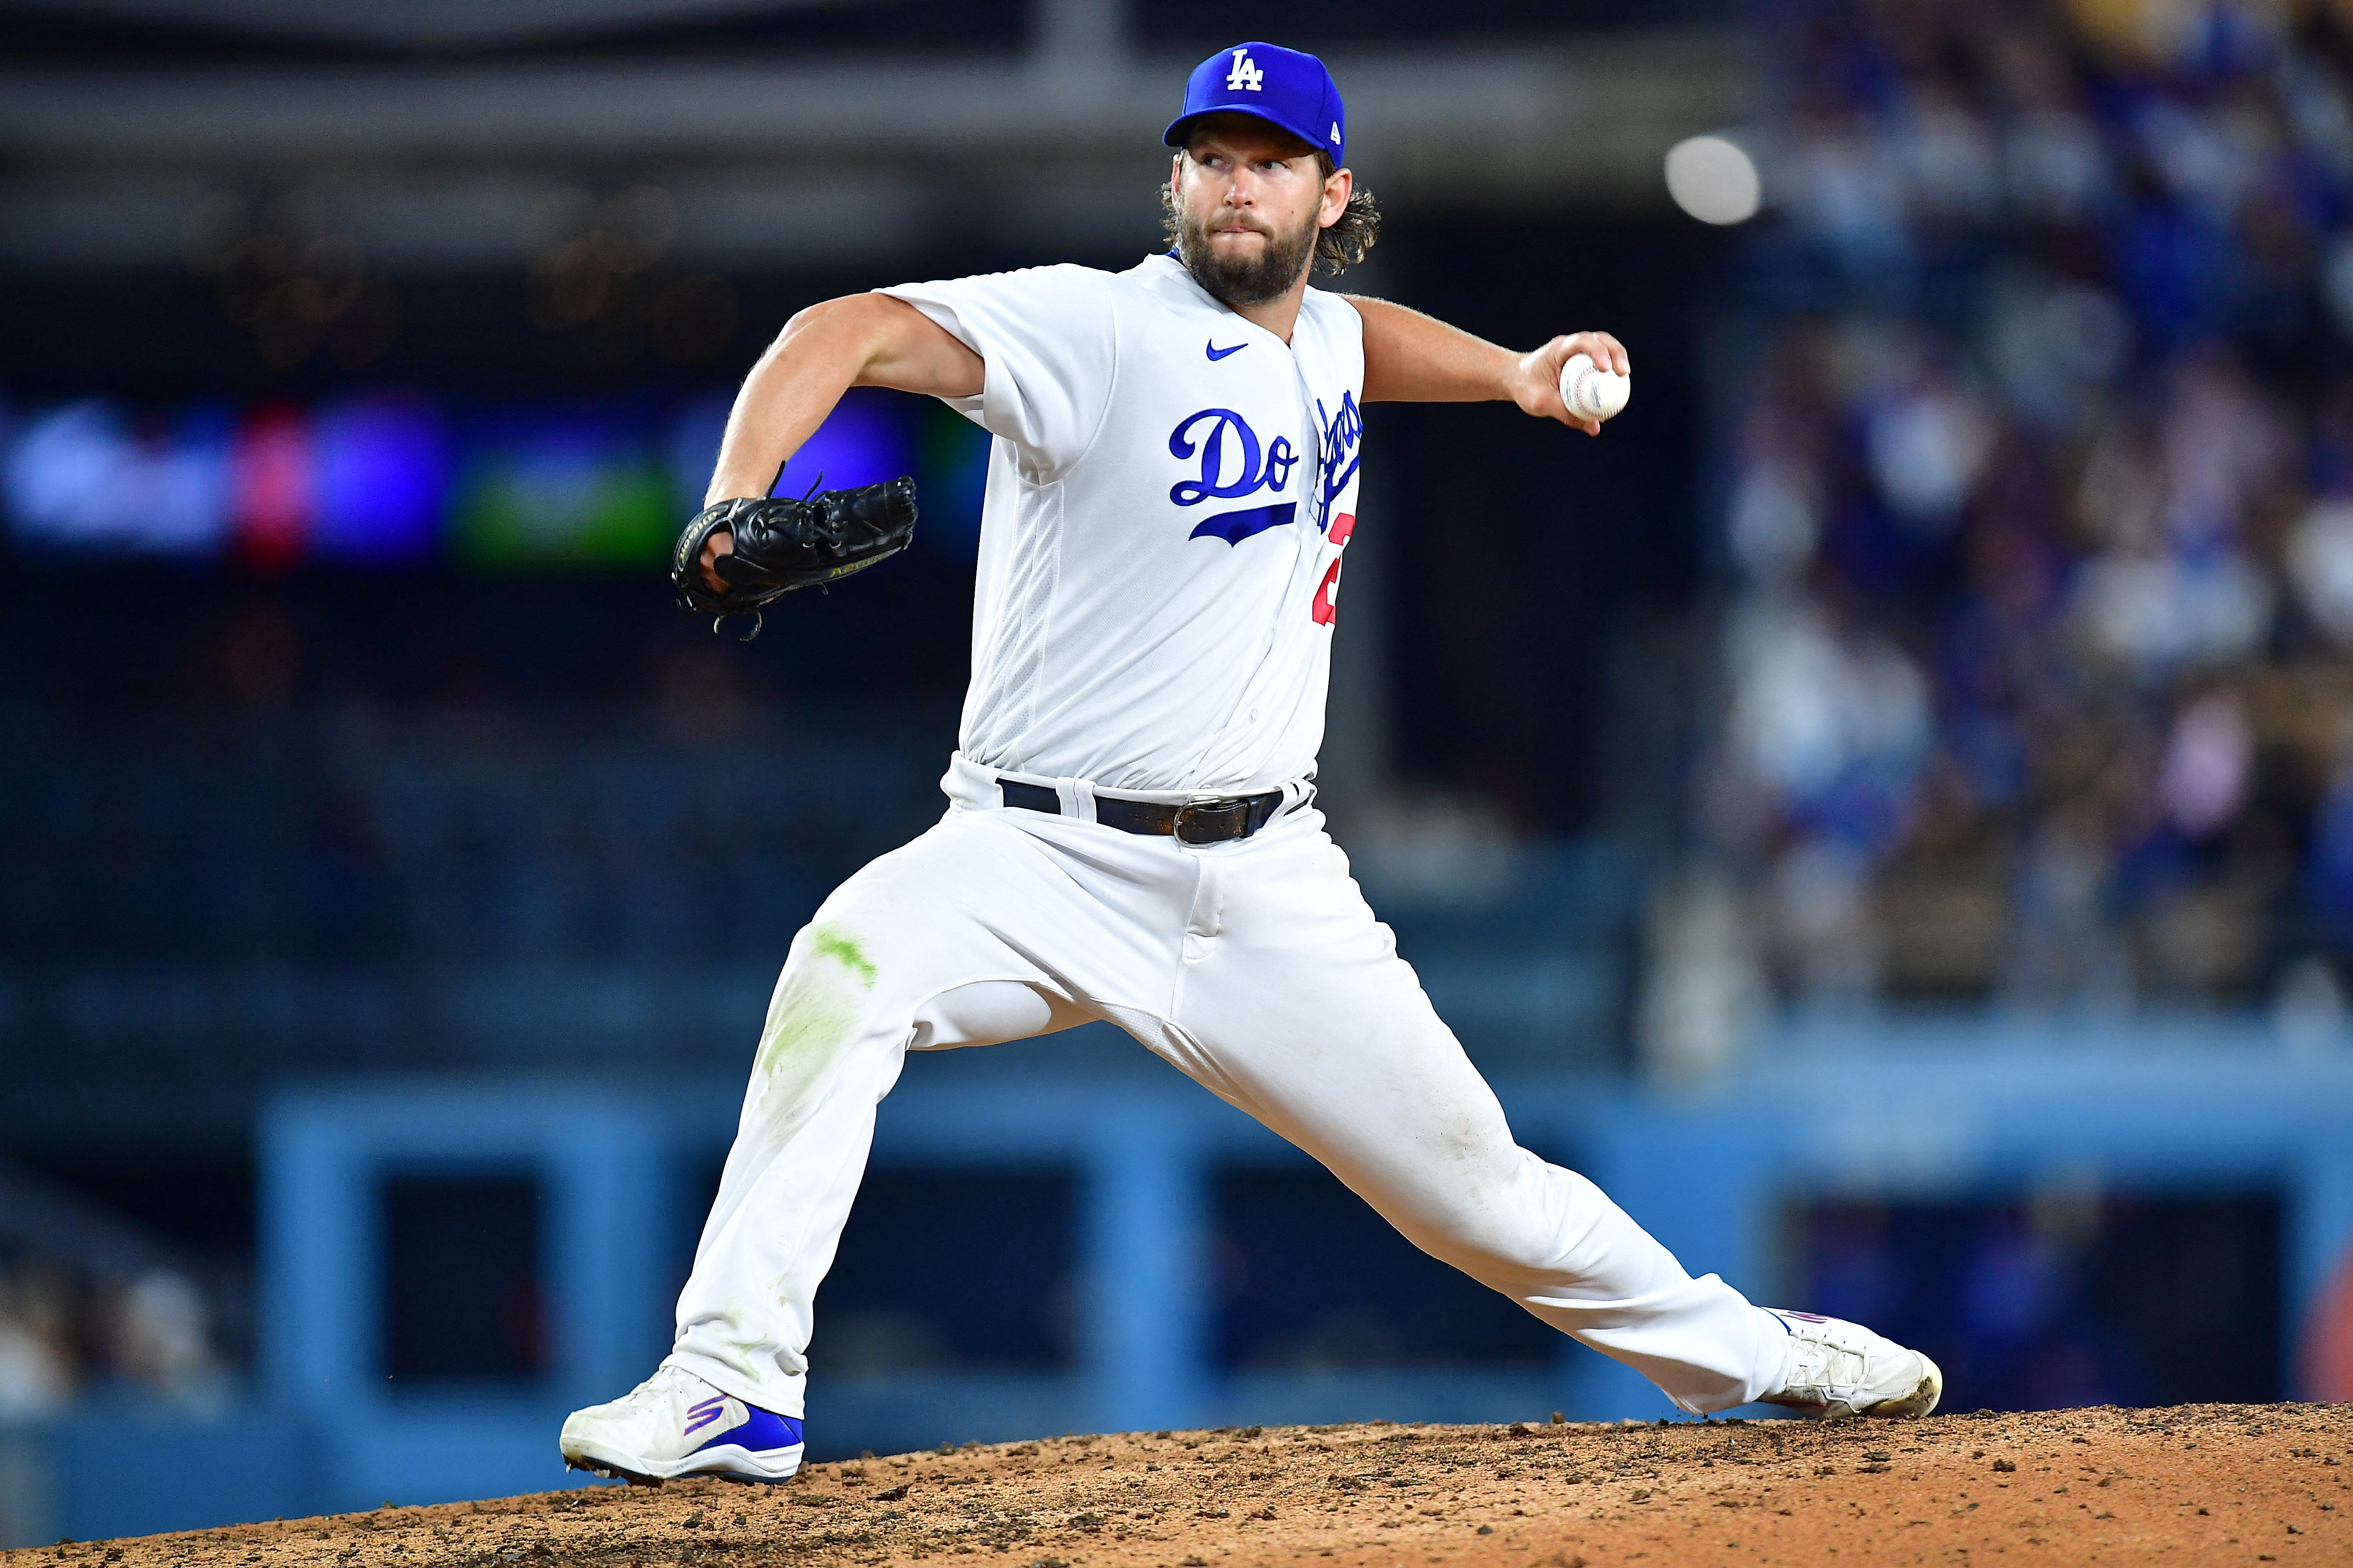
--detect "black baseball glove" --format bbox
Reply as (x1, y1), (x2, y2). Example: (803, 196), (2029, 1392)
(671, 475), (918, 637)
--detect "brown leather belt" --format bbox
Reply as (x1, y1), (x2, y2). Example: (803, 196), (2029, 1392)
(999, 779), (1288, 845)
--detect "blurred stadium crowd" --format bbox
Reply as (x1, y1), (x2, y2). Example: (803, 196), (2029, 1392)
(1672, 0), (2353, 1040)
(0, 1162), (238, 1418)
(0, 1263), (231, 1419)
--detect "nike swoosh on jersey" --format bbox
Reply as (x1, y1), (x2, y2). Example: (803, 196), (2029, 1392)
(1188, 501), (1296, 545)
(1205, 341), (1248, 361)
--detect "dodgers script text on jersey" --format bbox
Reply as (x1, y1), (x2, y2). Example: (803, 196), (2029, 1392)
(882, 254), (1365, 797)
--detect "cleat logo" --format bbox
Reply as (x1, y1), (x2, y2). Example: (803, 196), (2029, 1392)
(683, 1394), (731, 1436)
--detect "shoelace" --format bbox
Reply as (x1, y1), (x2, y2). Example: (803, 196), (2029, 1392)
(1784, 1333), (1872, 1396)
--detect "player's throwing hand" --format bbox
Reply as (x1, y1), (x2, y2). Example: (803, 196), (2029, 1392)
(1520, 331), (1630, 435)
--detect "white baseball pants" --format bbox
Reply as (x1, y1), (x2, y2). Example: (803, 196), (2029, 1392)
(665, 758), (1793, 1418)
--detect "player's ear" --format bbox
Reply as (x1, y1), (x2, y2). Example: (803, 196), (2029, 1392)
(1319, 166), (1352, 228)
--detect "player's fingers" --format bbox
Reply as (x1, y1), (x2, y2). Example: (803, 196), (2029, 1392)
(699, 528), (735, 593)
(1548, 348), (1579, 423)
(1522, 341), (1570, 425)
(1571, 331), (1629, 378)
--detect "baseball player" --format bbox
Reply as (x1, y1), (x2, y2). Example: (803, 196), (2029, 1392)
(561, 41), (1940, 1486)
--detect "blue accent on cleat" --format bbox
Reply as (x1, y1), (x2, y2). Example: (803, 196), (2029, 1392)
(693, 1403), (804, 1457)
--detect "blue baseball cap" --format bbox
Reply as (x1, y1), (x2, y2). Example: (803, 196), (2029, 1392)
(1164, 42), (1347, 166)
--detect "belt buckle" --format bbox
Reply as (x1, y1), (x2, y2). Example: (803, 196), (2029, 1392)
(1174, 797), (1250, 845)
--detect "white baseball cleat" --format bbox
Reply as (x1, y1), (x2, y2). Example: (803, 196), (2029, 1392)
(560, 1363), (806, 1484)
(1756, 1309), (1943, 1419)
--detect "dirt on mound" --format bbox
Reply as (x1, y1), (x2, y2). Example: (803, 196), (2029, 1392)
(20, 1403), (2350, 1568)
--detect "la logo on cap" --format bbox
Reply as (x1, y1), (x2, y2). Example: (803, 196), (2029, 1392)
(1166, 43), (1346, 166)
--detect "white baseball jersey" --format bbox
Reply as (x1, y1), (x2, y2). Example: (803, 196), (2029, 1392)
(880, 253), (1366, 795)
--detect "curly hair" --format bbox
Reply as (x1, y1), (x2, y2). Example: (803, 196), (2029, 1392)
(1162, 149), (1382, 277)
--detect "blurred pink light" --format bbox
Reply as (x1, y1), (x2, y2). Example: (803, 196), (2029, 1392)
(234, 406), (312, 569)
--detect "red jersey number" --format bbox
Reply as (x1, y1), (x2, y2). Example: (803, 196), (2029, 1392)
(1310, 513), (1355, 626)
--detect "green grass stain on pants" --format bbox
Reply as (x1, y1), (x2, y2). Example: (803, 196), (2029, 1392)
(750, 920), (879, 1137)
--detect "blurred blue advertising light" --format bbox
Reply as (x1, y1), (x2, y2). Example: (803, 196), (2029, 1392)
(3, 388), (936, 571)
(313, 395), (451, 565)
(4, 399), (233, 556)
(769, 389), (911, 499)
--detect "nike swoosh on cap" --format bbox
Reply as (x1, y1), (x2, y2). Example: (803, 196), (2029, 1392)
(1206, 341), (1247, 361)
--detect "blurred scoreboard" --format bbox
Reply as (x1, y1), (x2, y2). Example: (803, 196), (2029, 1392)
(0, 385), (989, 570)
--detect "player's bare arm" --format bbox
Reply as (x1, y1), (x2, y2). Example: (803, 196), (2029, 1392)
(696, 294), (982, 588)
(1347, 295), (1628, 436)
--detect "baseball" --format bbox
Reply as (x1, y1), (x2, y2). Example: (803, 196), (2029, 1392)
(1559, 351), (1630, 422)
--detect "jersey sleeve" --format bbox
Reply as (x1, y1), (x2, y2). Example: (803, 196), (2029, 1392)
(877, 265), (1117, 478)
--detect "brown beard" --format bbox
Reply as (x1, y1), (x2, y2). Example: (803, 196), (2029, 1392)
(1174, 202), (1320, 307)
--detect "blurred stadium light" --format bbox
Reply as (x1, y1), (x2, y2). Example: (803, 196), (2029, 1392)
(1663, 132), (1761, 225)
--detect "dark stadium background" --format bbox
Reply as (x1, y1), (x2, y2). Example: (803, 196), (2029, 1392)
(2, 0), (2348, 1540)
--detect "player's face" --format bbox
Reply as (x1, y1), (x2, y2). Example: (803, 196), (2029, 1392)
(1171, 117), (1343, 306)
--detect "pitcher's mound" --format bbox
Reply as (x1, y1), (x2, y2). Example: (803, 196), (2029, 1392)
(25, 1402), (2350, 1567)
